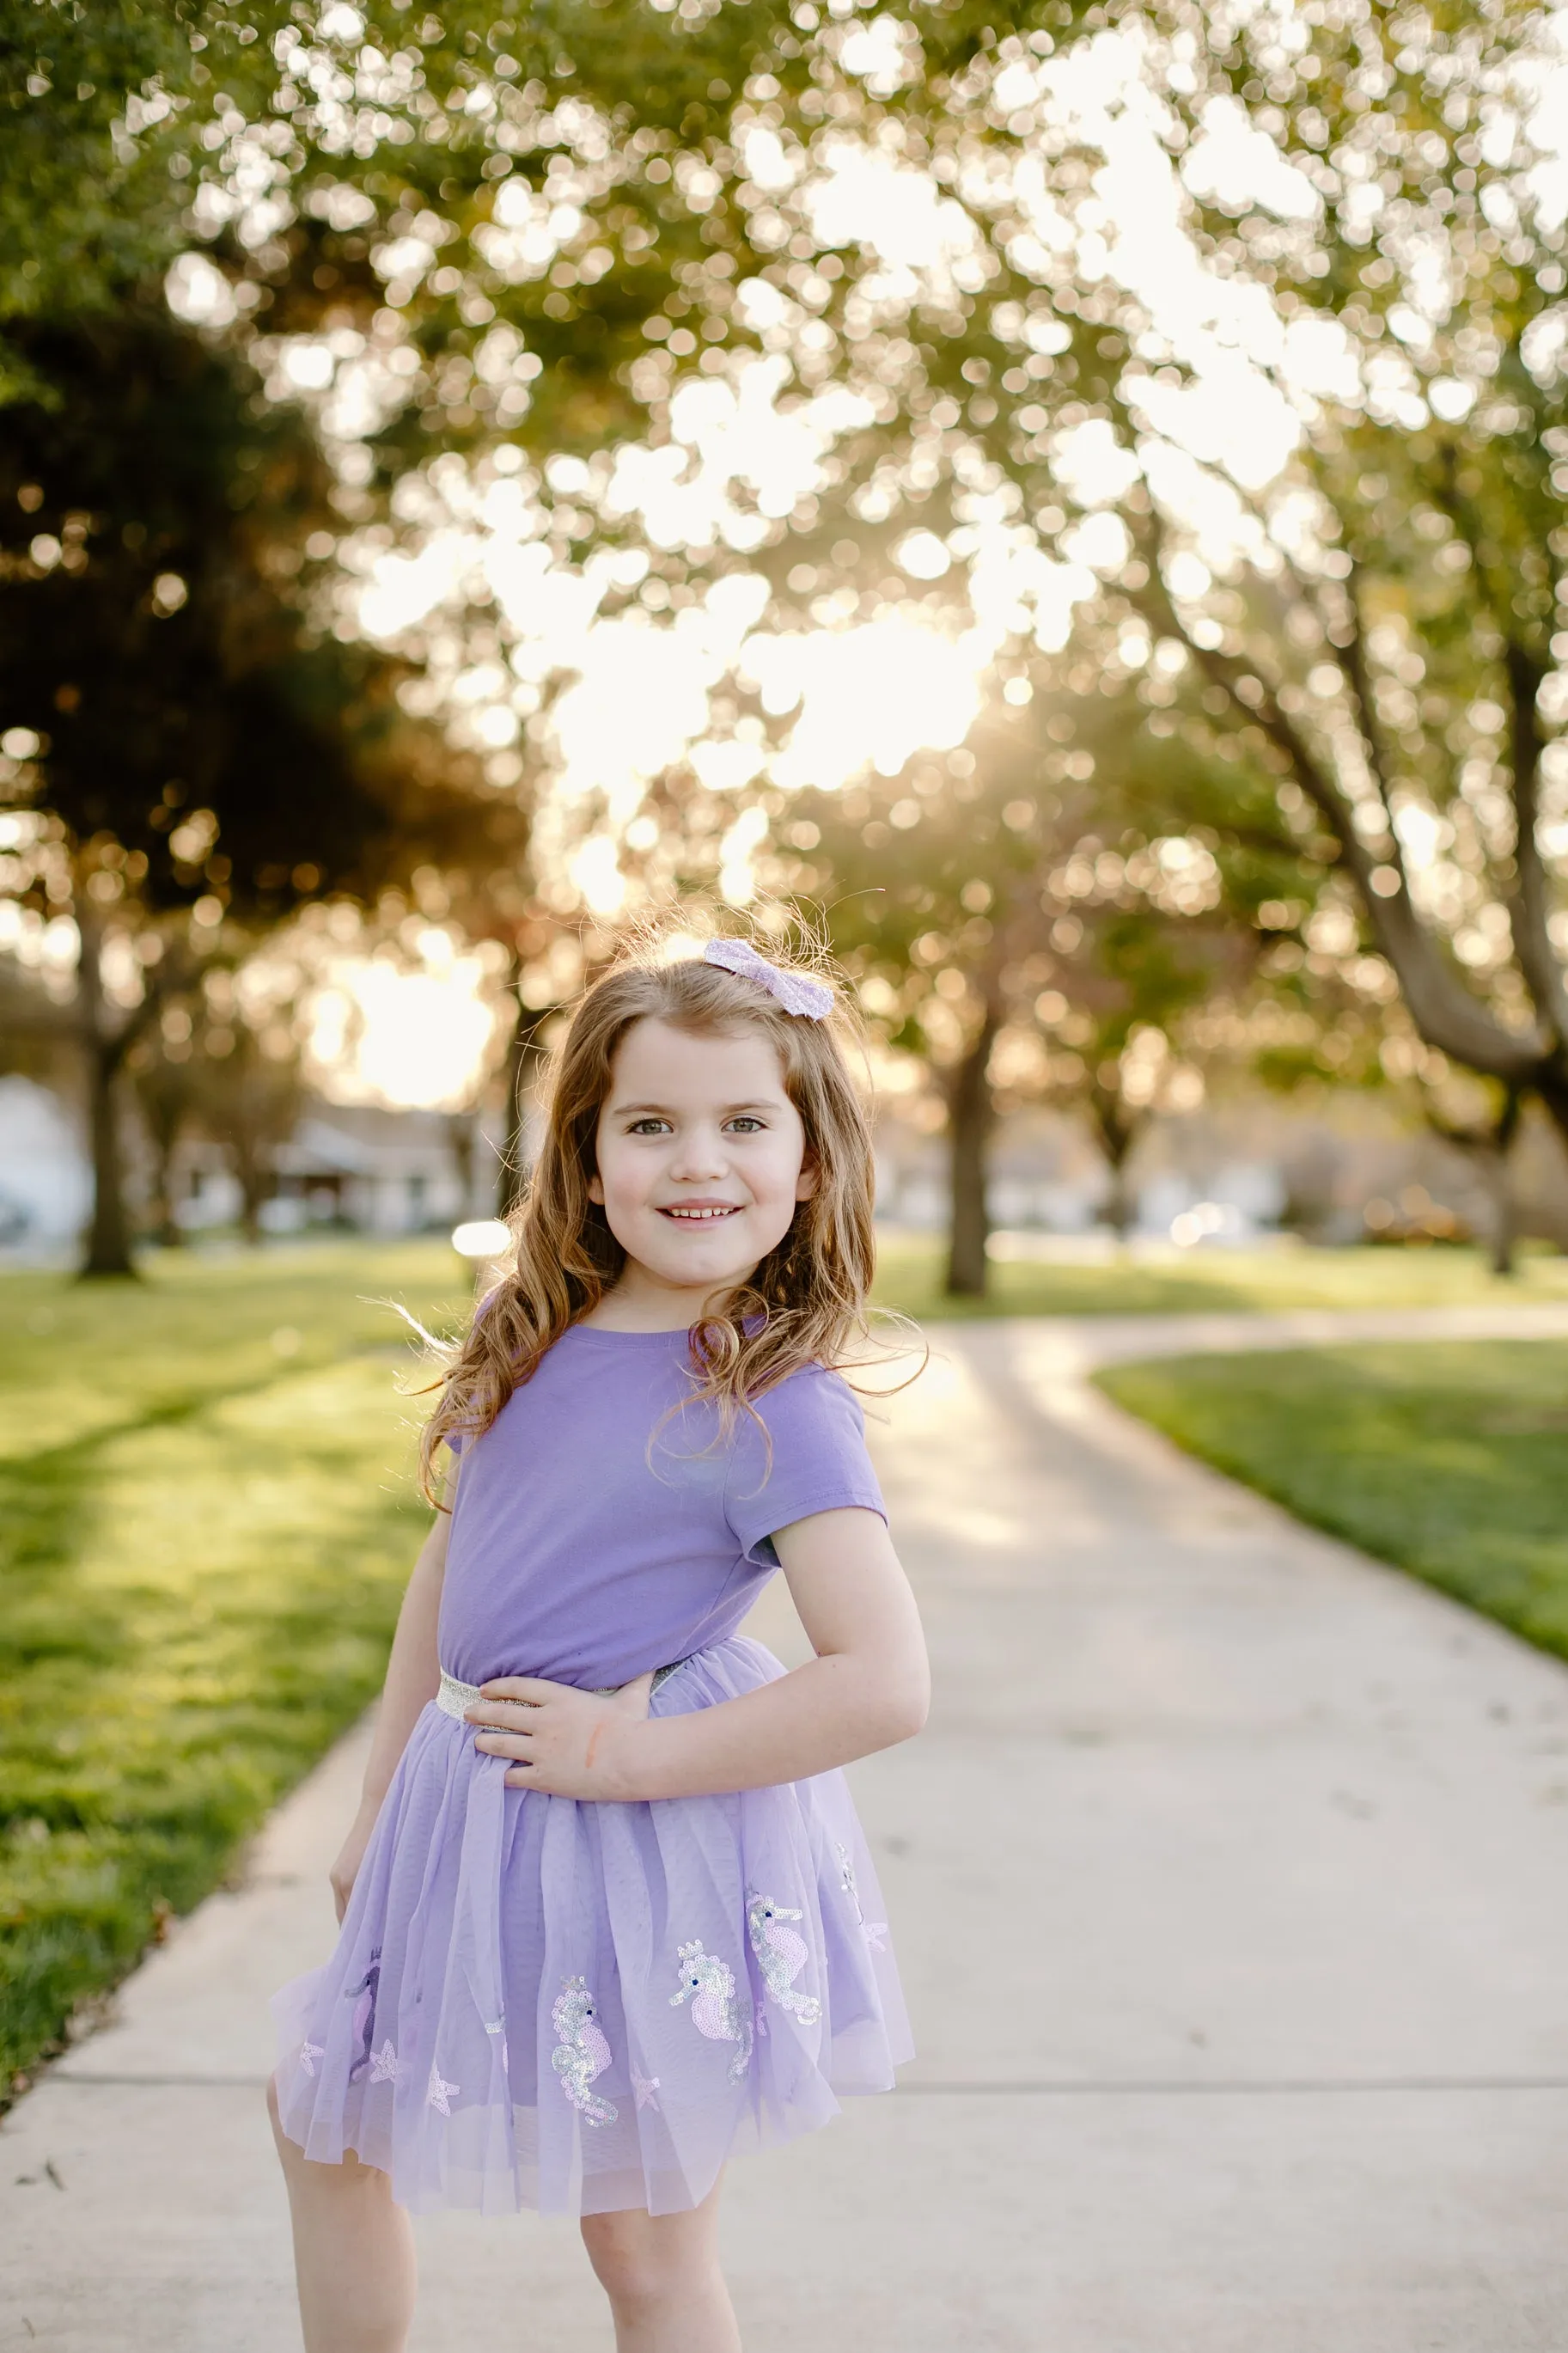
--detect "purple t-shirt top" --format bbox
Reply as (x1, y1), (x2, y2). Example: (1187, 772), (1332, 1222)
(436, 1323), (887, 1692)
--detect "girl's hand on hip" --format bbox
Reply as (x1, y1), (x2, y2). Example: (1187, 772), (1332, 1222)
(467, 1672), (654, 1800)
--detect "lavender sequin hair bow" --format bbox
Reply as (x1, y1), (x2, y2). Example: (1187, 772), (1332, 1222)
(702, 937), (833, 1020)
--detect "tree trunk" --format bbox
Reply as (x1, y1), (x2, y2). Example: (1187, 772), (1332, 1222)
(1482, 1087), (1522, 1278)
(448, 1110), (478, 1219)
(235, 1146), (266, 1245)
(1488, 1164), (1518, 1278)
(77, 913), (138, 1279)
(1425, 1083), (1522, 1278)
(149, 1130), (183, 1250)
(229, 1064), (269, 1246)
(136, 1087), (186, 1250)
(1102, 1145), (1135, 1240)
(1089, 1090), (1139, 1244)
(943, 1010), (1000, 1298)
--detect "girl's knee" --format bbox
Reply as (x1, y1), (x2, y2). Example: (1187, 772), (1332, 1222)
(581, 2209), (701, 2308)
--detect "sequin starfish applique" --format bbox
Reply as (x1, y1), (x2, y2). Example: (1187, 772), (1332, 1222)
(298, 2039), (325, 2078)
(834, 1840), (888, 1951)
(426, 2063), (459, 2115)
(631, 2068), (662, 2112)
(369, 2040), (403, 2086)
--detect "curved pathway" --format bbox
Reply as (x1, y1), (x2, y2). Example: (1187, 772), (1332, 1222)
(3, 1308), (1566, 2350)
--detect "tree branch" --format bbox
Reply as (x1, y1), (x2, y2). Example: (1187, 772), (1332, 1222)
(1130, 531), (1553, 1084)
(1502, 638), (1568, 1050)
(1337, 561), (1397, 822)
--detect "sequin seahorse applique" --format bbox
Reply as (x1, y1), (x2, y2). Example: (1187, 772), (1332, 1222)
(551, 1977), (618, 2126)
(745, 1888), (821, 2025)
(670, 1940), (754, 2084)
(345, 1947), (382, 2083)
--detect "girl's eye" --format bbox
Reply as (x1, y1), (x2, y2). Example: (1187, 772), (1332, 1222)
(726, 1116), (764, 1134)
(627, 1118), (670, 1135)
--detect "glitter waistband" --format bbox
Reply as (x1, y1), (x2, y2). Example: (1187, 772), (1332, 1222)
(436, 1662), (685, 1723)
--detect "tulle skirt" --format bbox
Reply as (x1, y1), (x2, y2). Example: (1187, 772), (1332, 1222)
(271, 1635), (912, 2216)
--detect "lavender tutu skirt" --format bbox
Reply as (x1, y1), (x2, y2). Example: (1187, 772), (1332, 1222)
(271, 1635), (912, 2216)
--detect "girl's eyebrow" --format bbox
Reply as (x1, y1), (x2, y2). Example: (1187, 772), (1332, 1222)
(611, 1097), (785, 1115)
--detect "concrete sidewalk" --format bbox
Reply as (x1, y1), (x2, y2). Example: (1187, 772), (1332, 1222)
(5, 1309), (1568, 2350)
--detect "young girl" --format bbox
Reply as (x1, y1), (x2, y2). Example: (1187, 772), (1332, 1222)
(269, 932), (928, 2352)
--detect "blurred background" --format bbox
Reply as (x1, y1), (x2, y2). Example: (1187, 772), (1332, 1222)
(7, 0), (1568, 2242)
(5, 0), (1568, 1287)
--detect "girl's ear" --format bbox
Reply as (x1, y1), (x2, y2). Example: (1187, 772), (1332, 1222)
(587, 1171), (605, 1204)
(794, 1147), (819, 1202)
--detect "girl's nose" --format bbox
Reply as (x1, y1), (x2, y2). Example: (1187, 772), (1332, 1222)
(667, 1128), (729, 1181)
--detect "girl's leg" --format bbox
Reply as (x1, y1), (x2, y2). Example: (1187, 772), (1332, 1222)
(268, 2078), (418, 2353)
(580, 2173), (741, 2353)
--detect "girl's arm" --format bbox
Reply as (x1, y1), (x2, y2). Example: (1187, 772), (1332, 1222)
(328, 1491), (450, 1918)
(470, 1507), (928, 1802)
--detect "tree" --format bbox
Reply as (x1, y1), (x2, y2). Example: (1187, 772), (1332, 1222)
(578, 0), (1568, 1169)
(0, 2), (277, 394)
(1120, 0), (1568, 1149)
(326, 0), (1565, 1199)
(0, 298), (522, 1270)
(764, 675), (1314, 1288)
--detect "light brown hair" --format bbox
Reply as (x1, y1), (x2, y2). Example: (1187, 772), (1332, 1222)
(418, 926), (900, 1500)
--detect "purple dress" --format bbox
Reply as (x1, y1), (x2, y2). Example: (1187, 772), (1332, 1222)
(272, 1324), (912, 2216)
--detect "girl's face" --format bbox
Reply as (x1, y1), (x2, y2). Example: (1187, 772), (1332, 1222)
(588, 1018), (816, 1310)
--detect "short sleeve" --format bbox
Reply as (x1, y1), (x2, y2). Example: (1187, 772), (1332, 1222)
(724, 1366), (887, 1568)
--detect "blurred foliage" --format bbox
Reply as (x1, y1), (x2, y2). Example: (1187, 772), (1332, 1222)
(0, 1240), (468, 2092)
(1117, 0), (1568, 1132)
(1101, 1338), (1568, 1662)
(0, 2), (278, 388)
(0, 293), (528, 1268)
(0, 303), (509, 925)
(9, 0), (1568, 1278)
(215, 0), (1559, 1153)
(773, 675), (1321, 1276)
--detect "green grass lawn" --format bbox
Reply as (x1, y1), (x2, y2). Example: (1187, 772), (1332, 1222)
(871, 1235), (1568, 1321)
(0, 1242), (470, 2093)
(1099, 1342), (1568, 1663)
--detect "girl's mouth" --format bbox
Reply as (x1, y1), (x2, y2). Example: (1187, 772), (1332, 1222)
(658, 1205), (741, 1221)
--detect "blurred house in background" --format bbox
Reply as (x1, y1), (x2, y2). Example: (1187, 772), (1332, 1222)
(0, 1076), (496, 1254)
(175, 1105), (493, 1238)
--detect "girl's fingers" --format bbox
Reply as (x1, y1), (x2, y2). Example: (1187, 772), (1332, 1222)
(466, 1694), (540, 1729)
(477, 1676), (556, 1703)
(473, 1729), (533, 1757)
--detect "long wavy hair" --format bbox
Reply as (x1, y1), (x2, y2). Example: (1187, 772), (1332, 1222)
(418, 927), (903, 1501)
